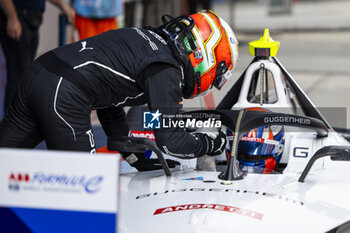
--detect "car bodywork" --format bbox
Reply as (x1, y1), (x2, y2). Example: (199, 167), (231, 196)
(116, 29), (350, 233)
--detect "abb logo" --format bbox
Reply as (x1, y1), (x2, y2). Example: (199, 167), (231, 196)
(9, 172), (30, 182)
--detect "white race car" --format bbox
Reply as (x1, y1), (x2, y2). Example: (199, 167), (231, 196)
(113, 29), (350, 233)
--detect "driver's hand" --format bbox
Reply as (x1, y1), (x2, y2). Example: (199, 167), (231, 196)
(195, 131), (227, 156)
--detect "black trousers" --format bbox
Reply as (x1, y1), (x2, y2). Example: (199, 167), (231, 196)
(0, 8), (42, 112)
(124, 1), (136, 27)
(0, 62), (96, 153)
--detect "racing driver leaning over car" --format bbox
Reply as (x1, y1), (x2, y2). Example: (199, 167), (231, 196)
(0, 10), (239, 171)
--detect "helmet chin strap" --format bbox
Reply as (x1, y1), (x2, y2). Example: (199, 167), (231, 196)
(180, 55), (201, 99)
(195, 71), (201, 96)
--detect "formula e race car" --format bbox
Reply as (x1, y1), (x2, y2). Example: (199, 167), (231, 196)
(112, 29), (350, 233)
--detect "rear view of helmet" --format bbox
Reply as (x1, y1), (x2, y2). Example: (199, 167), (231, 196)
(160, 10), (239, 98)
(226, 107), (285, 173)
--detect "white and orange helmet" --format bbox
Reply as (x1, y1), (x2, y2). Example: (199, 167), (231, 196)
(161, 10), (239, 98)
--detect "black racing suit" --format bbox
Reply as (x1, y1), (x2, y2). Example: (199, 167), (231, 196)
(0, 28), (208, 157)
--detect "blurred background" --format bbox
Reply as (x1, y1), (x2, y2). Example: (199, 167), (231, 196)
(1, 0), (350, 129)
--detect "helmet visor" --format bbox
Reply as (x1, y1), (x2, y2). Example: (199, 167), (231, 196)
(163, 15), (199, 56)
(174, 31), (198, 55)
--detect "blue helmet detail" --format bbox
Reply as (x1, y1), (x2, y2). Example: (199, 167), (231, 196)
(226, 108), (285, 171)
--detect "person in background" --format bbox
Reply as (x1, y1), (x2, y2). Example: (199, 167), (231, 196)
(74, 0), (123, 40)
(187, 0), (212, 14)
(0, 0), (75, 114)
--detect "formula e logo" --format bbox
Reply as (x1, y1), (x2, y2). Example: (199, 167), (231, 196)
(7, 172), (104, 193)
(143, 110), (162, 129)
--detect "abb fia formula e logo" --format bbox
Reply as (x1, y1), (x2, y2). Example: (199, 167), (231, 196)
(8, 172), (104, 194)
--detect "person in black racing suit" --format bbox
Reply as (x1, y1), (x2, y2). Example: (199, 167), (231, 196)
(0, 10), (239, 171)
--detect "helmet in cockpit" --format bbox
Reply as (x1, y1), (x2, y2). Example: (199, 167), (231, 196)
(226, 107), (285, 173)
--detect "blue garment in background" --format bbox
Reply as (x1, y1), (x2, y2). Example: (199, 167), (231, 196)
(75, 0), (122, 18)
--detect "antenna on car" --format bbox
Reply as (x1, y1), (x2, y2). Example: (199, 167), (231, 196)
(218, 109), (247, 182)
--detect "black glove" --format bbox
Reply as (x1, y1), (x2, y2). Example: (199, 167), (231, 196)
(122, 152), (180, 171)
(195, 131), (227, 156)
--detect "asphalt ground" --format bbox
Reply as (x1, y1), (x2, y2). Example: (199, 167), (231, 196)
(215, 0), (350, 32)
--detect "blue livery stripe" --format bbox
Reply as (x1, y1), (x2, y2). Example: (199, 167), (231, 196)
(0, 207), (33, 233)
(0, 206), (116, 233)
